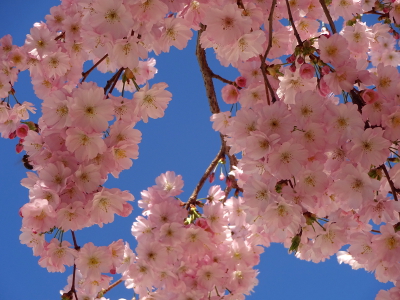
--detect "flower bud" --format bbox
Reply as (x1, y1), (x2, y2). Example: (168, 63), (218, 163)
(209, 172), (215, 183)
(235, 76), (247, 88)
(16, 124), (29, 138)
(9, 131), (17, 139)
(16, 143), (24, 153)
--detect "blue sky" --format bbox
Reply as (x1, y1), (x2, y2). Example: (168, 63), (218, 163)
(0, 1), (393, 299)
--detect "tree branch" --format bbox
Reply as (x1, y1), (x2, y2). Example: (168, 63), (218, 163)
(96, 279), (123, 298)
(263, 0), (277, 61)
(81, 54), (108, 83)
(259, 0), (277, 105)
(285, 0), (303, 45)
(211, 73), (236, 86)
(194, 25), (240, 202)
(187, 140), (225, 207)
(380, 164), (399, 201)
(195, 25), (220, 115)
(104, 67), (124, 95)
(319, 0), (337, 34)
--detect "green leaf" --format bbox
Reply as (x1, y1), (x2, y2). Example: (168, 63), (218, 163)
(288, 234), (301, 254)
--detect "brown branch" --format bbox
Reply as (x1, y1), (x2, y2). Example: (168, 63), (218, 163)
(196, 25), (220, 114)
(71, 231), (80, 250)
(55, 32), (65, 41)
(263, 0), (277, 61)
(319, 0), (337, 34)
(211, 73), (236, 86)
(194, 25), (240, 202)
(81, 54), (108, 83)
(259, 55), (276, 105)
(236, 0), (245, 10)
(285, 0), (303, 45)
(259, 0), (277, 106)
(96, 279), (123, 298)
(187, 140), (225, 208)
(380, 164), (399, 201)
(109, 68), (124, 95)
(61, 264), (79, 300)
(104, 67), (124, 95)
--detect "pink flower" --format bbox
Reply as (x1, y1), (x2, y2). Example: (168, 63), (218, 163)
(221, 85), (239, 104)
(204, 4), (251, 45)
(133, 83), (172, 123)
(318, 34), (350, 67)
(90, 0), (134, 40)
(56, 201), (88, 231)
(16, 124), (29, 138)
(88, 188), (134, 227)
(71, 83), (114, 133)
(154, 171), (184, 197)
(268, 142), (308, 179)
(299, 63), (314, 79)
(348, 128), (391, 168)
(21, 199), (57, 232)
(65, 127), (106, 162)
(75, 242), (112, 280)
(38, 239), (77, 273)
(159, 17), (193, 52)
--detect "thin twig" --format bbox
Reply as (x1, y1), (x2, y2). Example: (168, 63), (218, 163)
(96, 279), (123, 298)
(187, 141), (225, 208)
(285, 0), (303, 45)
(211, 73), (236, 86)
(319, 0), (337, 34)
(109, 68), (124, 95)
(71, 264), (79, 300)
(194, 26), (240, 201)
(55, 32), (65, 41)
(263, 0), (277, 61)
(259, 0), (277, 105)
(259, 55), (275, 105)
(81, 54), (108, 83)
(104, 67), (124, 95)
(196, 25), (220, 114)
(380, 164), (399, 201)
(71, 231), (80, 250)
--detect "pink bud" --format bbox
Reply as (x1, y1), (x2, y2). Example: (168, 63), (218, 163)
(299, 63), (314, 79)
(9, 131), (17, 139)
(297, 56), (305, 64)
(219, 169), (225, 181)
(235, 76), (247, 88)
(286, 54), (296, 63)
(110, 268), (116, 275)
(209, 172), (215, 183)
(196, 218), (209, 230)
(362, 89), (379, 104)
(289, 63), (296, 72)
(16, 143), (24, 153)
(321, 65), (330, 75)
(318, 77), (331, 97)
(226, 177), (232, 187)
(16, 124), (29, 138)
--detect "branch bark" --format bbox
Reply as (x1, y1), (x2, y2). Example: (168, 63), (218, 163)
(319, 0), (337, 34)
(193, 25), (240, 202)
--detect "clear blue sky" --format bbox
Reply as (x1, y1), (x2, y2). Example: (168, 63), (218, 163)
(0, 1), (393, 299)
